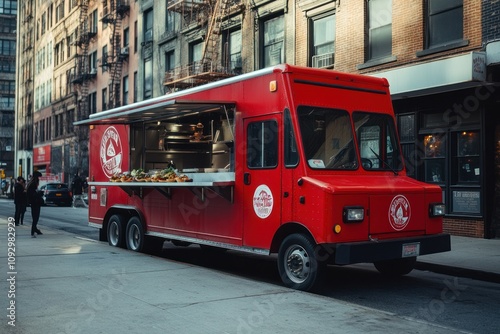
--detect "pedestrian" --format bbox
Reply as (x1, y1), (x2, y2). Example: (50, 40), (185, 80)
(14, 176), (27, 226)
(71, 172), (86, 208)
(27, 171), (43, 238)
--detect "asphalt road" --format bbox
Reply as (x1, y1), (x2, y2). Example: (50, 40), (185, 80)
(1, 198), (499, 333)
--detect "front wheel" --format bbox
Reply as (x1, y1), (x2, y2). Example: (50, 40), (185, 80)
(107, 214), (125, 248)
(374, 257), (417, 277)
(277, 234), (324, 291)
(125, 216), (145, 252)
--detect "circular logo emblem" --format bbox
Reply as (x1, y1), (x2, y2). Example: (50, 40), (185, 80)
(100, 126), (123, 178)
(253, 185), (274, 219)
(388, 195), (411, 231)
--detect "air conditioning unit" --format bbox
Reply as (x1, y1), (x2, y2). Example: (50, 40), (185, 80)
(90, 68), (97, 75)
(121, 46), (129, 55)
(312, 53), (334, 69)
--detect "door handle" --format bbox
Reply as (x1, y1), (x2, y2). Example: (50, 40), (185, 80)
(244, 172), (251, 185)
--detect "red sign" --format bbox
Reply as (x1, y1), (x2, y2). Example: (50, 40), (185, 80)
(33, 145), (51, 165)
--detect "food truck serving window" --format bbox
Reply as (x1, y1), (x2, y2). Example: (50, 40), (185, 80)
(298, 106), (357, 169)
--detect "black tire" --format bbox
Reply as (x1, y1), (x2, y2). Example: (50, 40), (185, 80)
(277, 233), (325, 291)
(374, 257), (417, 277)
(125, 216), (145, 252)
(107, 214), (125, 248)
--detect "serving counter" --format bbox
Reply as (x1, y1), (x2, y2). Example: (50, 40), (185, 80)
(89, 172), (235, 202)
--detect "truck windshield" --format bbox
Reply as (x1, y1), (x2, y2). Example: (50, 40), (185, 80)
(353, 112), (403, 172)
(298, 106), (358, 169)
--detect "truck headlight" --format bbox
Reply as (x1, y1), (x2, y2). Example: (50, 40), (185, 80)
(429, 203), (445, 217)
(343, 206), (364, 223)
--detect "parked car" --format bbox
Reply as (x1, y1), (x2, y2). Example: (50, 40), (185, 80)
(39, 183), (73, 206)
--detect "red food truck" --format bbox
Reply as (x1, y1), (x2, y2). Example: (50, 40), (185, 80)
(76, 64), (450, 291)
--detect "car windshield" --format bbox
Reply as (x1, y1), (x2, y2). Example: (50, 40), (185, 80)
(353, 112), (404, 171)
(298, 106), (357, 169)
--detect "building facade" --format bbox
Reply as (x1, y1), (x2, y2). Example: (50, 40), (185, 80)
(0, 0), (17, 180)
(14, 0), (500, 238)
(293, 0), (499, 238)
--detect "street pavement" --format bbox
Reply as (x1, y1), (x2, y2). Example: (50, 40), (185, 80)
(1, 216), (499, 334)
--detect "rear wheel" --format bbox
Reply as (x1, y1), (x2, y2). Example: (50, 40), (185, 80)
(374, 257), (417, 277)
(277, 233), (324, 291)
(107, 214), (125, 248)
(126, 216), (145, 252)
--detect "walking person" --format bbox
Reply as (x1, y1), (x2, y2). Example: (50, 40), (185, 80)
(71, 173), (86, 208)
(14, 176), (27, 226)
(27, 171), (43, 238)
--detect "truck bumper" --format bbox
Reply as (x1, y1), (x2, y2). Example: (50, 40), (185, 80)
(330, 233), (451, 265)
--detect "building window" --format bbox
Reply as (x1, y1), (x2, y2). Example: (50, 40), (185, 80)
(90, 9), (98, 33)
(89, 51), (97, 73)
(262, 15), (284, 68)
(102, 45), (108, 72)
(88, 92), (97, 114)
(124, 27), (129, 46)
(0, 39), (15, 55)
(190, 41), (203, 64)
(144, 58), (152, 99)
(426, 0), (463, 49)
(224, 30), (241, 73)
(368, 0), (392, 60)
(133, 71), (137, 102)
(165, 50), (175, 71)
(134, 21), (138, 53)
(123, 76), (129, 106)
(0, 0), (17, 15)
(102, 88), (107, 111)
(144, 9), (153, 43)
(311, 14), (335, 68)
(166, 2), (177, 32)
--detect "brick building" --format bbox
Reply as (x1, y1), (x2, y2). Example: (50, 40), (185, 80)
(293, 0), (499, 238)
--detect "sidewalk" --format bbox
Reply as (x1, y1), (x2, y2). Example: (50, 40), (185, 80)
(416, 235), (500, 283)
(1, 217), (498, 333)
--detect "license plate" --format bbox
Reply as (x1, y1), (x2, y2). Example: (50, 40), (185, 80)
(56, 193), (62, 197)
(402, 242), (420, 257)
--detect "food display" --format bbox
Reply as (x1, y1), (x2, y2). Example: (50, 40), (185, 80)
(109, 168), (192, 183)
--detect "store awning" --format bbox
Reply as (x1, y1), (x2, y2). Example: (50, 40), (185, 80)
(370, 52), (492, 99)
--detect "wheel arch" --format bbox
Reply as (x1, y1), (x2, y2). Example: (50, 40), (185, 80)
(270, 222), (316, 254)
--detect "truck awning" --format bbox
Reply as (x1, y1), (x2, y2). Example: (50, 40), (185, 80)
(74, 100), (236, 125)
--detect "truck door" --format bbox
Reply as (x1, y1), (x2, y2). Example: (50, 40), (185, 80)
(243, 115), (282, 249)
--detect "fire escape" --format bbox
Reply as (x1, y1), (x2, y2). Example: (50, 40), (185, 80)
(101, 0), (130, 109)
(164, 0), (241, 90)
(71, 0), (98, 173)
(72, 0), (97, 121)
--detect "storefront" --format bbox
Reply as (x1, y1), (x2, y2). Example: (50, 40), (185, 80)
(33, 144), (51, 176)
(372, 51), (500, 238)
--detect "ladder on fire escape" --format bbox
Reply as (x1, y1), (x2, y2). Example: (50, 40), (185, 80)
(201, 0), (231, 71)
(74, 0), (92, 120)
(104, 0), (129, 109)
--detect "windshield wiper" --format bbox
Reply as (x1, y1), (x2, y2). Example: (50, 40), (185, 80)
(370, 148), (398, 176)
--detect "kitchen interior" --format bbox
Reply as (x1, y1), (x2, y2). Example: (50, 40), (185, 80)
(130, 105), (235, 174)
